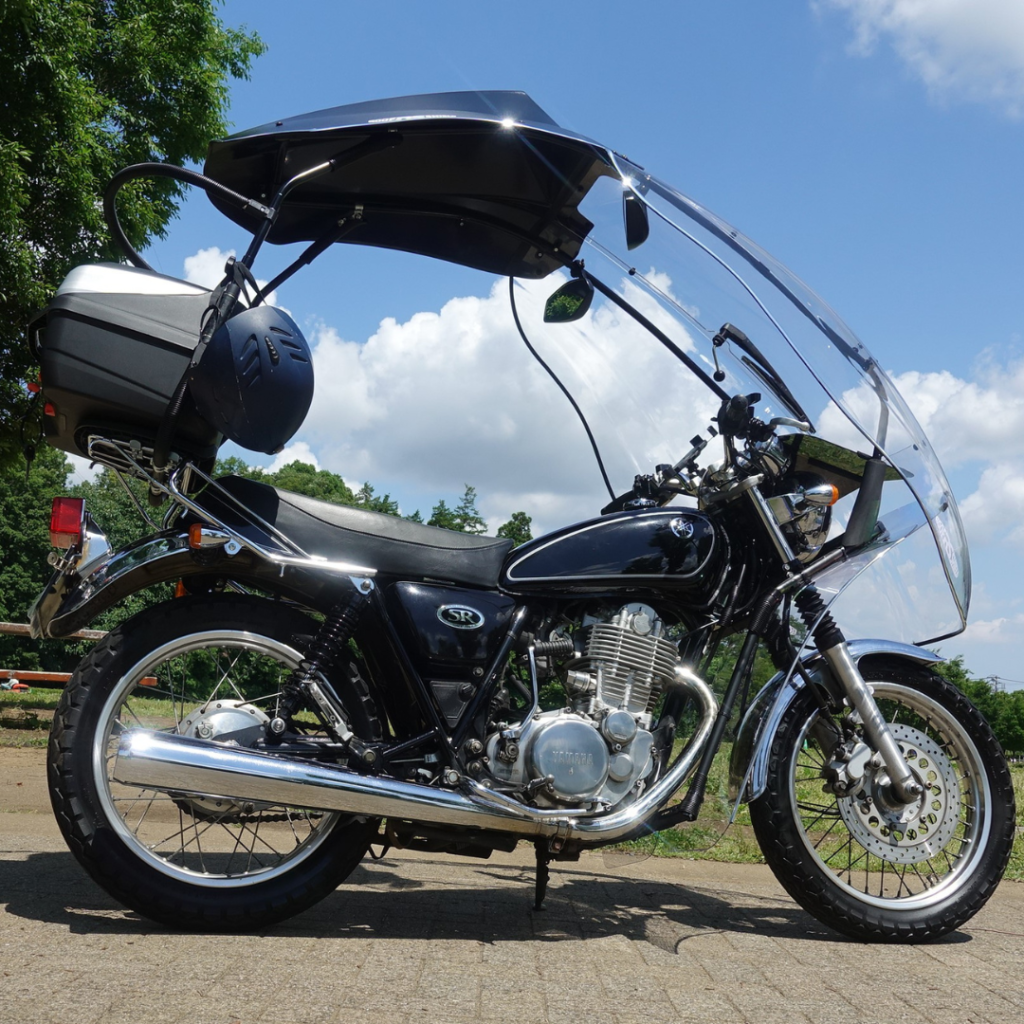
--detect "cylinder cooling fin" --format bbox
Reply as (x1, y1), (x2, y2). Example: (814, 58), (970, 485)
(574, 603), (679, 715)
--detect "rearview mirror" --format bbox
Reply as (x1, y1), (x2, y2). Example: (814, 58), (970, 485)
(623, 191), (649, 250)
(543, 276), (594, 323)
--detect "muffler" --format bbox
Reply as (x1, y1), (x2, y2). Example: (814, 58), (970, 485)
(114, 665), (717, 844)
(114, 729), (552, 837)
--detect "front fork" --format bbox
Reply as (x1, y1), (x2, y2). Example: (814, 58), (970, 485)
(795, 587), (922, 803)
(818, 641), (922, 802)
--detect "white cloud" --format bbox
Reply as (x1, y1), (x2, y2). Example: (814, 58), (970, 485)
(959, 463), (1024, 548)
(892, 361), (1024, 468)
(820, 0), (1024, 116)
(183, 246), (279, 306)
(959, 612), (1024, 644)
(295, 276), (715, 533)
(268, 441), (320, 473)
(183, 246), (232, 289)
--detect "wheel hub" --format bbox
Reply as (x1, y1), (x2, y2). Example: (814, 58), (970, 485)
(177, 700), (271, 818)
(837, 723), (960, 865)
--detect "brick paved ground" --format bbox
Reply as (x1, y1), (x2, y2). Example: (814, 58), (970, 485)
(2, 746), (1022, 1024)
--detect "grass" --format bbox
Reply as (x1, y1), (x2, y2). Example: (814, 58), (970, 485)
(2, 689), (1022, 879)
(0, 689), (60, 733)
(1006, 764), (1024, 882)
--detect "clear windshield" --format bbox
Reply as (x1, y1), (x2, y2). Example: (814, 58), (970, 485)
(511, 163), (969, 644)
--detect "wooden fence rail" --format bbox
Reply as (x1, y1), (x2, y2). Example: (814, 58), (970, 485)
(0, 621), (107, 689)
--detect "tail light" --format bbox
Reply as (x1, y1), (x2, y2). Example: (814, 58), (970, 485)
(50, 497), (85, 549)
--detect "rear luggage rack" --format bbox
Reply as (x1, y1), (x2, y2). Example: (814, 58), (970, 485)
(86, 435), (158, 477)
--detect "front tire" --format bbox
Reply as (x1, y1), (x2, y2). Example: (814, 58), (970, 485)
(750, 659), (1015, 941)
(48, 595), (380, 930)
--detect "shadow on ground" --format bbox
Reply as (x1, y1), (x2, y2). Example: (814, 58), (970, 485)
(0, 847), (971, 949)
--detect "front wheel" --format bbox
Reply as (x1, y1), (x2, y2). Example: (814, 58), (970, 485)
(48, 595), (381, 930)
(750, 659), (1016, 941)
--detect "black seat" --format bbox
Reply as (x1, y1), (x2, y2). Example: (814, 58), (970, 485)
(195, 475), (513, 588)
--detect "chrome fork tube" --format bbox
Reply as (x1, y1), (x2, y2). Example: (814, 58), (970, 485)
(821, 641), (922, 802)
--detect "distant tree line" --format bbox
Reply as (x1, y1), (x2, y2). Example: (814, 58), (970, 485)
(934, 657), (1024, 756)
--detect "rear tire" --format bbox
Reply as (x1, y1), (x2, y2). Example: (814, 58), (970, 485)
(750, 659), (1015, 941)
(48, 594), (380, 931)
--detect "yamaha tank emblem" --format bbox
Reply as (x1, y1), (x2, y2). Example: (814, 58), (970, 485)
(437, 604), (485, 630)
(669, 517), (695, 539)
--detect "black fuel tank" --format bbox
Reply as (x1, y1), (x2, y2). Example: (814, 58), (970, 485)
(501, 508), (726, 600)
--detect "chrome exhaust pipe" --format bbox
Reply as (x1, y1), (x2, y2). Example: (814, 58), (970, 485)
(115, 729), (551, 837)
(114, 666), (717, 844)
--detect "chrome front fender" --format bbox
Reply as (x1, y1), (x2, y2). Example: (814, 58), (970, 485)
(727, 639), (944, 811)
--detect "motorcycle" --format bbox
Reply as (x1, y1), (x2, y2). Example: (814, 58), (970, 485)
(27, 91), (1015, 941)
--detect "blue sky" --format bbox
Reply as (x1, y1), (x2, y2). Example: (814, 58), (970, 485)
(134, 1), (1024, 684)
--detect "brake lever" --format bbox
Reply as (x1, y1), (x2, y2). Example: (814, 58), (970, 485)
(768, 415), (812, 432)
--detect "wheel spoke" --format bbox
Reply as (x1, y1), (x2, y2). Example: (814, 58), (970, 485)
(93, 626), (352, 887)
(768, 675), (997, 929)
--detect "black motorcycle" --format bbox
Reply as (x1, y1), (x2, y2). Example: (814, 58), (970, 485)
(28, 91), (1015, 940)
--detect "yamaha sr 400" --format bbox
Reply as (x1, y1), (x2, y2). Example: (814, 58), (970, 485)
(27, 92), (1015, 940)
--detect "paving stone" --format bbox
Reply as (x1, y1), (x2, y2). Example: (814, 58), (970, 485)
(2, 747), (1023, 1024)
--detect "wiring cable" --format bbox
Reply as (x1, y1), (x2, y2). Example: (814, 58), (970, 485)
(508, 277), (615, 502)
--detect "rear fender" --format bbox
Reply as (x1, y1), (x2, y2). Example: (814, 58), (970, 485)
(727, 640), (944, 811)
(30, 531), (352, 638)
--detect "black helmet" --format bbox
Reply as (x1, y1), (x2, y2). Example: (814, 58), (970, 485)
(189, 305), (314, 454)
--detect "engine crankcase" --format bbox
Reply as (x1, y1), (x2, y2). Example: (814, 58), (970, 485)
(486, 709), (654, 808)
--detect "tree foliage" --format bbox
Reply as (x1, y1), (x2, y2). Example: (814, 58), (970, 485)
(936, 655), (1024, 756)
(0, 444), (73, 670)
(497, 510), (533, 547)
(0, 0), (265, 465)
(428, 485), (487, 534)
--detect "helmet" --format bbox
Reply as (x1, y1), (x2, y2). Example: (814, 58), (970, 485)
(189, 305), (314, 454)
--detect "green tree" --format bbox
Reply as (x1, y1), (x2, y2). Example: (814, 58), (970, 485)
(935, 655), (1024, 756)
(497, 511), (533, 547)
(427, 498), (458, 531)
(214, 455), (261, 480)
(269, 462), (356, 505)
(1, 0), (265, 466)
(428, 487), (488, 533)
(0, 444), (70, 670)
(355, 482), (400, 516)
(453, 485), (487, 534)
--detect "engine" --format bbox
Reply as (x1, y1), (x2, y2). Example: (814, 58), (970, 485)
(485, 603), (680, 809)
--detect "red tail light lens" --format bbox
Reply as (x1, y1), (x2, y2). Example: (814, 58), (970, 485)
(50, 497), (84, 549)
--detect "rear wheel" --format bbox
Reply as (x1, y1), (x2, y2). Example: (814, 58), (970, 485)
(750, 660), (1015, 941)
(48, 594), (380, 930)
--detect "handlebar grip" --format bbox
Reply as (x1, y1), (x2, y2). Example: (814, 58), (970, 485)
(601, 492), (635, 515)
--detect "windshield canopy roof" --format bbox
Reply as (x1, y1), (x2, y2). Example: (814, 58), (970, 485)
(204, 91), (615, 278)
(206, 91), (969, 640)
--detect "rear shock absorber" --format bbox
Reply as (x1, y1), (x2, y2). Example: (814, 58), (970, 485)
(269, 580), (373, 745)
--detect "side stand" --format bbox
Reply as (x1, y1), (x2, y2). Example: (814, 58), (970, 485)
(533, 841), (551, 911)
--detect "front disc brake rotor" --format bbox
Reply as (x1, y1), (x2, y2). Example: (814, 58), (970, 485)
(837, 723), (961, 865)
